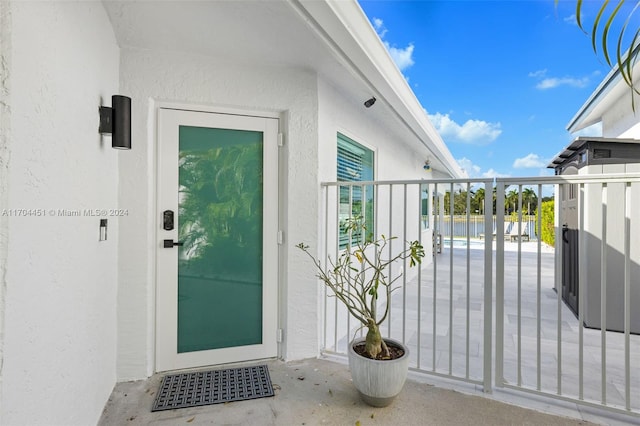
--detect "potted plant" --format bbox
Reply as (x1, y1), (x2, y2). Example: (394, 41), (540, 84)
(297, 218), (424, 407)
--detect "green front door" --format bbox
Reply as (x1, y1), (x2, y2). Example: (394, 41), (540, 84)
(156, 108), (278, 372)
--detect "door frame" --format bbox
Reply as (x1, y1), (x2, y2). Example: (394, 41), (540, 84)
(153, 102), (282, 373)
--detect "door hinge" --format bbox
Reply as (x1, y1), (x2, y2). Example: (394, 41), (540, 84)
(277, 230), (284, 245)
(277, 133), (284, 147)
(277, 328), (284, 343)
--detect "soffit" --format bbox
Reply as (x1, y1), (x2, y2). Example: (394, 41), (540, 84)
(547, 136), (640, 168)
(102, 0), (463, 177)
(567, 55), (640, 133)
(102, 1), (339, 69)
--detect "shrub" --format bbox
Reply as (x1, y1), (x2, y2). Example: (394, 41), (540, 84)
(537, 200), (555, 246)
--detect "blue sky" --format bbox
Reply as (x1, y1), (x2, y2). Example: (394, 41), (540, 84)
(358, 0), (639, 178)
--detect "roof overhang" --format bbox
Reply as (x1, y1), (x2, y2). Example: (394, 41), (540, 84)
(566, 47), (640, 133)
(547, 136), (640, 168)
(101, 0), (464, 178)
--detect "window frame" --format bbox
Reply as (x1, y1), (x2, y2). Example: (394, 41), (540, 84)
(336, 132), (375, 248)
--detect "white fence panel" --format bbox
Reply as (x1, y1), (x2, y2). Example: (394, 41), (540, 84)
(319, 174), (640, 419)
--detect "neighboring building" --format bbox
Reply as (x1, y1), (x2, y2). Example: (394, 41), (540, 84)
(549, 57), (640, 335)
(0, 1), (463, 424)
(567, 49), (640, 139)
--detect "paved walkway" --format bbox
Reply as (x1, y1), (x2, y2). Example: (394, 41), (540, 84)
(323, 240), (640, 422)
(99, 357), (602, 425)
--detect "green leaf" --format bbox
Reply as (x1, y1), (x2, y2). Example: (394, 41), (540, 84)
(566, 0), (640, 108)
(591, 0), (610, 59)
(575, 0), (586, 33)
(601, 0), (625, 67)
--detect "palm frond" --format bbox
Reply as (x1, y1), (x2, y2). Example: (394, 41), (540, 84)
(559, 0), (640, 109)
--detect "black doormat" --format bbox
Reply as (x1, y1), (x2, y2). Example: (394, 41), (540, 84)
(152, 365), (274, 412)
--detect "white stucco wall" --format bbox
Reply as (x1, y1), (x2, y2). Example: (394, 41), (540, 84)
(0, 2), (119, 425)
(317, 77), (435, 258)
(317, 79), (431, 183)
(117, 48), (320, 378)
(117, 46), (443, 379)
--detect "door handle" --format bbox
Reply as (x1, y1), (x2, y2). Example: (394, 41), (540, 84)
(562, 225), (569, 244)
(163, 239), (184, 248)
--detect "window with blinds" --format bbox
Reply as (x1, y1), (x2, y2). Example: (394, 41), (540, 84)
(421, 185), (429, 230)
(337, 133), (374, 248)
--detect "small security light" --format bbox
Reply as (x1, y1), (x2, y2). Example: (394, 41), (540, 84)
(364, 97), (376, 108)
(99, 95), (132, 150)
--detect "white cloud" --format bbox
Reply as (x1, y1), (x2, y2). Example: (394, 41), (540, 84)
(536, 76), (590, 89)
(528, 69), (547, 78)
(456, 158), (510, 179)
(428, 112), (502, 145)
(372, 17), (387, 37)
(564, 14), (578, 25)
(528, 69), (591, 89)
(482, 168), (510, 179)
(513, 153), (547, 168)
(371, 17), (415, 72)
(385, 42), (415, 71)
(456, 157), (482, 177)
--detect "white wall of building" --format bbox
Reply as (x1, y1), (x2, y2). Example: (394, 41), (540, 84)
(313, 78), (439, 349)
(317, 78), (431, 183)
(116, 48), (443, 380)
(317, 77), (435, 262)
(117, 47), (321, 379)
(0, 2), (120, 425)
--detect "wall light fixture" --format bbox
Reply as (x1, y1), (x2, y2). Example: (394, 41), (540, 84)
(99, 95), (131, 150)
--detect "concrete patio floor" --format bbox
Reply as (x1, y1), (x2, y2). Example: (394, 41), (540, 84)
(99, 240), (638, 425)
(98, 356), (633, 425)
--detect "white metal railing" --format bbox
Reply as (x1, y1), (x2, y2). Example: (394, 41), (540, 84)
(320, 178), (494, 389)
(319, 174), (640, 419)
(495, 174), (640, 417)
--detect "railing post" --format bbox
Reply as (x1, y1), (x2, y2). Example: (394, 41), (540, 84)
(494, 180), (505, 390)
(624, 181), (631, 411)
(483, 180), (494, 393)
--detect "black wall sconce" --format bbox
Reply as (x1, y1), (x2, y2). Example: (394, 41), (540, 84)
(364, 97), (376, 108)
(99, 95), (131, 149)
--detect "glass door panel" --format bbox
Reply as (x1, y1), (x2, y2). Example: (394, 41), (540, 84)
(177, 126), (263, 353)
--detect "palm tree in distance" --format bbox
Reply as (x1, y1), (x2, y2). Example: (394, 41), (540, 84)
(521, 187), (537, 215)
(474, 187), (485, 215)
(506, 189), (519, 214)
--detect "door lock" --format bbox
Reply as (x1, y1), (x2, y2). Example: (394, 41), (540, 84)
(163, 239), (184, 248)
(163, 210), (175, 230)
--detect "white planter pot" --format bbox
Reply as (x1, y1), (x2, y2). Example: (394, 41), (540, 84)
(347, 337), (410, 407)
